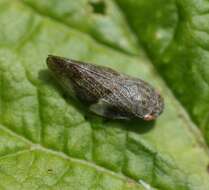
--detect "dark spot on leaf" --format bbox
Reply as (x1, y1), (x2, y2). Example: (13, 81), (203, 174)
(47, 168), (53, 174)
(207, 163), (209, 174)
(89, 0), (106, 15)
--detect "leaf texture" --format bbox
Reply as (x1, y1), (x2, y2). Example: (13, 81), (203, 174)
(0, 1), (208, 190)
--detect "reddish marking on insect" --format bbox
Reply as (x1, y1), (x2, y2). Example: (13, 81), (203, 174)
(143, 114), (156, 121)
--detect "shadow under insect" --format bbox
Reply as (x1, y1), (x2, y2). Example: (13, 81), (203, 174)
(88, 115), (155, 134)
(121, 119), (155, 134)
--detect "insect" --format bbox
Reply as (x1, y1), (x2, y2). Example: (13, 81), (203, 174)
(47, 55), (164, 121)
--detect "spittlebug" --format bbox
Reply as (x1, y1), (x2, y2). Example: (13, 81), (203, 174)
(47, 55), (164, 121)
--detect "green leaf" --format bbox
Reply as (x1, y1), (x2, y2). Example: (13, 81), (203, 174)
(0, 0), (208, 190)
(23, 0), (139, 55)
(115, 0), (209, 145)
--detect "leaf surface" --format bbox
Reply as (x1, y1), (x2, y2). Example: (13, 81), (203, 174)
(0, 1), (208, 190)
(115, 0), (209, 144)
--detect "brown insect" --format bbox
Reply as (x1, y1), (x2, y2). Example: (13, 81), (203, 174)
(47, 55), (164, 121)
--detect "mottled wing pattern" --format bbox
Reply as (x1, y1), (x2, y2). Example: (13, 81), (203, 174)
(69, 63), (136, 118)
(108, 76), (156, 118)
(88, 79), (139, 119)
(69, 62), (156, 119)
(68, 62), (118, 104)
